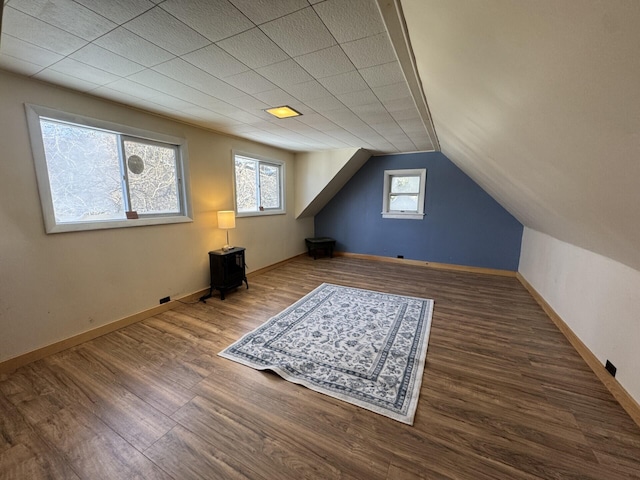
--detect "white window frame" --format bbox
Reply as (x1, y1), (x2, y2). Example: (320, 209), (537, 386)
(25, 104), (193, 233)
(382, 168), (427, 220)
(232, 151), (285, 217)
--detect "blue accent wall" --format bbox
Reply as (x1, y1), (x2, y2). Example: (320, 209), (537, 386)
(314, 152), (523, 270)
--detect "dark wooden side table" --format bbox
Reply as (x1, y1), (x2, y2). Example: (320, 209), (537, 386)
(201, 247), (248, 301)
(305, 237), (336, 259)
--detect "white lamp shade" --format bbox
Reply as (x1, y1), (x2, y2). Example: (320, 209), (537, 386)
(217, 210), (236, 230)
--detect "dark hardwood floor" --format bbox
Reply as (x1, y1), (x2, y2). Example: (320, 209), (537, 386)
(1, 256), (640, 479)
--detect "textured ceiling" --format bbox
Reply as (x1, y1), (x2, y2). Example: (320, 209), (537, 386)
(0, 0), (435, 153)
(401, 0), (640, 271)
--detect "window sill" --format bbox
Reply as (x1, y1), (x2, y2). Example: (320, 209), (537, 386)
(45, 215), (193, 233)
(381, 212), (425, 220)
(236, 210), (286, 218)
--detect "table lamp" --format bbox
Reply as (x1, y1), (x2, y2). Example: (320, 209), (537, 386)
(217, 210), (236, 251)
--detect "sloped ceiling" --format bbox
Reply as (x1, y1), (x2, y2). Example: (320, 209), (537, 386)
(400, 0), (640, 272)
(0, 0), (435, 153)
(3, 0), (639, 272)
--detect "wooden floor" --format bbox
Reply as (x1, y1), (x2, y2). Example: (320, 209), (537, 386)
(1, 256), (640, 479)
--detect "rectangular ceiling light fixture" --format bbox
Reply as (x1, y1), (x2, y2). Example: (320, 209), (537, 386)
(265, 105), (302, 119)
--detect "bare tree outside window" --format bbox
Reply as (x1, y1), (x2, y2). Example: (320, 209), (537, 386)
(259, 163), (280, 209)
(27, 104), (192, 233)
(235, 157), (258, 212)
(41, 120), (124, 222)
(39, 118), (182, 224)
(124, 140), (180, 214)
(234, 154), (283, 215)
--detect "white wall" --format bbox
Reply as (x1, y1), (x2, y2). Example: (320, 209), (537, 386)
(402, 0), (640, 272)
(0, 71), (313, 363)
(294, 148), (366, 218)
(519, 227), (640, 403)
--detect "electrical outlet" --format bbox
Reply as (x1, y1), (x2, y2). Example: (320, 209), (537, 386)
(159, 296), (171, 304)
(605, 360), (617, 377)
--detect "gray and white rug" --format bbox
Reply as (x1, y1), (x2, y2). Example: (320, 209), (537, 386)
(219, 283), (434, 424)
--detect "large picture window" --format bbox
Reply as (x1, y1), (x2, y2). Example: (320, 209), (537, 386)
(382, 168), (427, 219)
(233, 152), (285, 216)
(26, 105), (192, 233)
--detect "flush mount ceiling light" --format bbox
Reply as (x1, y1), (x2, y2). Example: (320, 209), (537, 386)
(265, 105), (302, 119)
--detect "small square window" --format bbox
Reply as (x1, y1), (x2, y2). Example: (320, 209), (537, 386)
(233, 152), (285, 216)
(382, 169), (426, 219)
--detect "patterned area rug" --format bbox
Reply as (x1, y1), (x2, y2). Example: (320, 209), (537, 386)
(219, 283), (434, 424)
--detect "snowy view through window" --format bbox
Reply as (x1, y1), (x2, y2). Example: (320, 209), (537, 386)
(41, 120), (180, 223)
(234, 155), (281, 213)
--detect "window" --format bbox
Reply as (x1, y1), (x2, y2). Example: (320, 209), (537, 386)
(233, 152), (285, 216)
(382, 169), (427, 219)
(26, 104), (192, 233)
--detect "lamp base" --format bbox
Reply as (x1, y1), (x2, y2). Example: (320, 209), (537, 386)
(221, 230), (233, 251)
